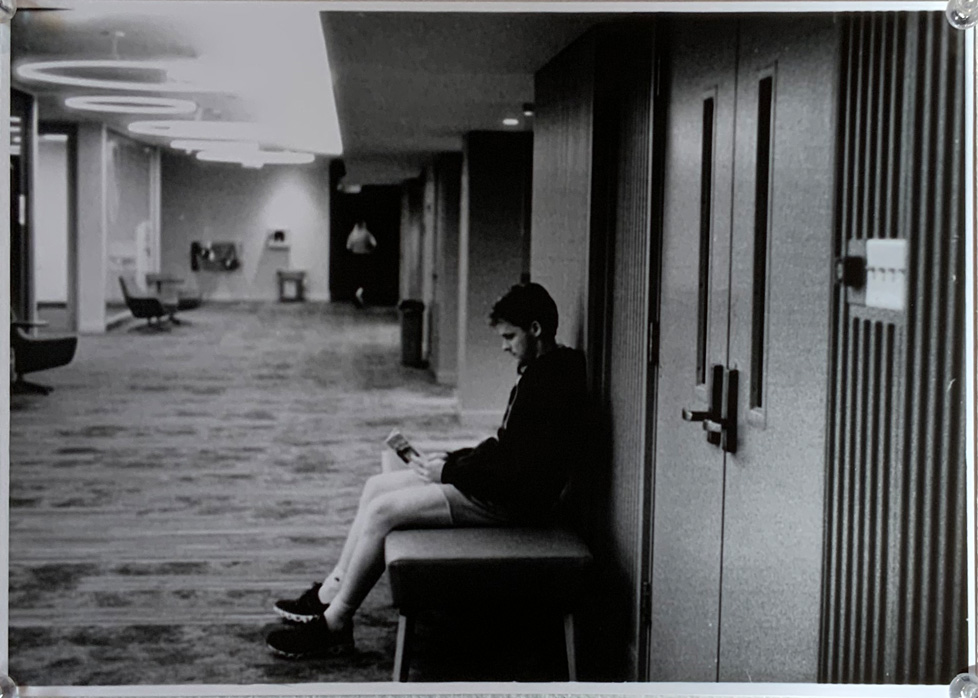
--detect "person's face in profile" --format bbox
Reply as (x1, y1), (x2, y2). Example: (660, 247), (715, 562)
(494, 320), (539, 366)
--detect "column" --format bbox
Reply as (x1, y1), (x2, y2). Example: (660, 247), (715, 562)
(75, 123), (107, 334)
(457, 131), (532, 425)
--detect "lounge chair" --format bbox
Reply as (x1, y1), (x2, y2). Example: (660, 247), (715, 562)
(119, 276), (176, 328)
(10, 315), (78, 394)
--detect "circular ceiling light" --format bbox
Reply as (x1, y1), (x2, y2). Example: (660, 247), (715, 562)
(66, 96), (198, 115)
(128, 120), (263, 141)
(16, 60), (210, 93)
(196, 148), (315, 166)
(171, 139), (260, 153)
(502, 117), (520, 127)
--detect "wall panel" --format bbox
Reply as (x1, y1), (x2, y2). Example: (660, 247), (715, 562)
(161, 153), (331, 302)
(457, 131), (532, 422)
(589, 23), (656, 680)
(820, 12), (967, 684)
(431, 153), (462, 385)
(530, 33), (595, 349)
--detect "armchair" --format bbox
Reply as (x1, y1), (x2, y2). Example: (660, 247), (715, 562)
(10, 315), (78, 394)
(119, 276), (176, 328)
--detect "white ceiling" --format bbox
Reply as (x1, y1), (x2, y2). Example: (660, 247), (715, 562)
(10, 4), (604, 183)
(12, 4), (343, 161)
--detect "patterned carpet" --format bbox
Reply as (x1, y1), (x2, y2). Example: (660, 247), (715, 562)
(7, 302), (568, 686)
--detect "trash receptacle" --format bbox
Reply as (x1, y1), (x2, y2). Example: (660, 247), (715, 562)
(277, 270), (306, 302)
(398, 299), (425, 367)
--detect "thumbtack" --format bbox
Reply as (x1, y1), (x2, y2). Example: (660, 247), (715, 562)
(0, 673), (19, 698)
(947, 0), (978, 29)
(950, 671), (978, 698)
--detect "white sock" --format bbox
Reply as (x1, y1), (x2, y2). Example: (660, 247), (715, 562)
(324, 598), (356, 630)
(318, 573), (343, 605)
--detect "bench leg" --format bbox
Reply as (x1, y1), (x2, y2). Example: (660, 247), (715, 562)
(563, 613), (577, 681)
(393, 613), (413, 682)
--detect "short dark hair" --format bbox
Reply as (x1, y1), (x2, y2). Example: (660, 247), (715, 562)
(489, 282), (559, 339)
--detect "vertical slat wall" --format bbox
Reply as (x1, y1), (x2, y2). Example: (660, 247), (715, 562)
(820, 12), (967, 684)
(589, 25), (656, 680)
(530, 34), (595, 352)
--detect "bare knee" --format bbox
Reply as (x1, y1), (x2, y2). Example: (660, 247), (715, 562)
(362, 494), (413, 538)
(361, 473), (387, 503)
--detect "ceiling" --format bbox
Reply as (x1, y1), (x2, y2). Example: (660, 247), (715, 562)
(320, 12), (600, 183)
(10, 4), (605, 184)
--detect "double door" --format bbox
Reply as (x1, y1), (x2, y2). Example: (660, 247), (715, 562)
(650, 16), (840, 681)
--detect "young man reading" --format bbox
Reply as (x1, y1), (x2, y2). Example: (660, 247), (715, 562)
(266, 282), (588, 658)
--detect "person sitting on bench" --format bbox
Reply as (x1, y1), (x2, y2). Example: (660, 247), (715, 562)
(265, 281), (588, 659)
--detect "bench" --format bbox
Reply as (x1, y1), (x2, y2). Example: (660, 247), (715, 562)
(384, 522), (592, 681)
(379, 445), (593, 680)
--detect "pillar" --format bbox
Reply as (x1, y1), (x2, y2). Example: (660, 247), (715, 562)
(75, 123), (107, 334)
(457, 131), (533, 425)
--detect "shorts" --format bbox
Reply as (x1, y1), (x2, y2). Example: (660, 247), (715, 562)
(434, 484), (513, 527)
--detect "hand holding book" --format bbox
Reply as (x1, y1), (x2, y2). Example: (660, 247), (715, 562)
(385, 429), (446, 482)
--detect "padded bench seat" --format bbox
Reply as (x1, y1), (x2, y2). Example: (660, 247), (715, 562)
(385, 526), (592, 681)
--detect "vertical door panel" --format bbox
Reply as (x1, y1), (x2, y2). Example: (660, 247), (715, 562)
(719, 15), (840, 682)
(650, 18), (736, 681)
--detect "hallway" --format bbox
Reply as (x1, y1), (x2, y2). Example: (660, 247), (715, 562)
(7, 303), (567, 685)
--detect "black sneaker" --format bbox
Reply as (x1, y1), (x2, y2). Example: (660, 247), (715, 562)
(274, 583), (328, 623)
(266, 616), (355, 659)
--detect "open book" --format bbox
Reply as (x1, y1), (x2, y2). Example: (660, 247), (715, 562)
(385, 429), (427, 465)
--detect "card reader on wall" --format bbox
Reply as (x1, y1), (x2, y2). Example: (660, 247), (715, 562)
(864, 239), (907, 311)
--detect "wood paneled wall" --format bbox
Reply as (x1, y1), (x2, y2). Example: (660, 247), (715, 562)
(530, 34), (595, 351)
(532, 22), (657, 680)
(590, 24), (657, 681)
(457, 132), (532, 421)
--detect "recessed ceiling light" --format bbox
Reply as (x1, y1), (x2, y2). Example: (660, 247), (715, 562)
(66, 96), (198, 115)
(502, 118), (520, 127)
(128, 121), (264, 141)
(171, 139), (260, 153)
(522, 103), (535, 117)
(196, 148), (314, 166)
(16, 60), (210, 93)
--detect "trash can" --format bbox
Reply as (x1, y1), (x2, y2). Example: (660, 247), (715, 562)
(398, 299), (425, 367)
(277, 270), (306, 302)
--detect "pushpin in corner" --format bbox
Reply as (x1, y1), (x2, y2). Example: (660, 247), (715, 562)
(951, 671), (978, 698)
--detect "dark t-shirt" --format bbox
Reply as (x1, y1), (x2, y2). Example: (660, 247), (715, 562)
(440, 345), (588, 522)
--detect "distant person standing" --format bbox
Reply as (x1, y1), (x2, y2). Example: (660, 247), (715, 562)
(345, 220), (377, 308)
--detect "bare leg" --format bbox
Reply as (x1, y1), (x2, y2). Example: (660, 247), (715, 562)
(321, 469), (427, 602)
(325, 485), (452, 630)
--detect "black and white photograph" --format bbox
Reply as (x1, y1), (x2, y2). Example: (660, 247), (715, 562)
(2, 0), (974, 692)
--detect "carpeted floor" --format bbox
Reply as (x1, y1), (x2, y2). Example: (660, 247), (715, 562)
(8, 302), (569, 686)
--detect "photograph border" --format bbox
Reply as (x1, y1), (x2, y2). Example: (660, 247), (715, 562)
(1, 2), (973, 696)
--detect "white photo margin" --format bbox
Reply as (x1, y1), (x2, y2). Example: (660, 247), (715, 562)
(0, 2), (972, 697)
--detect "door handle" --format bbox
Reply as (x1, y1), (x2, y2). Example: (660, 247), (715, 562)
(681, 365), (737, 453)
(704, 369), (738, 454)
(682, 364), (724, 446)
(721, 368), (738, 454)
(681, 408), (710, 422)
